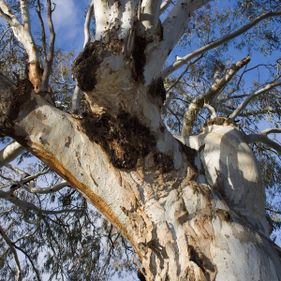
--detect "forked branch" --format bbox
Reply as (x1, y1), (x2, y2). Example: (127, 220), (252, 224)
(181, 56), (250, 136)
(245, 129), (281, 154)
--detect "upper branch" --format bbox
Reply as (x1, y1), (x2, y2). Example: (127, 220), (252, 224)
(139, 0), (162, 38)
(20, 0), (31, 31)
(181, 56), (250, 136)
(162, 10), (281, 77)
(229, 80), (281, 119)
(160, 0), (171, 14)
(144, 0), (210, 83)
(0, 0), (38, 62)
(71, 2), (94, 113)
(0, 141), (25, 168)
(36, 0), (47, 64)
(83, 2), (94, 48)
(245, 131), (281, 154)
(41, 0), (56, 91)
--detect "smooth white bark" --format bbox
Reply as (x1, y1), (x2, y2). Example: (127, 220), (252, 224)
(0, 141), (25, 167)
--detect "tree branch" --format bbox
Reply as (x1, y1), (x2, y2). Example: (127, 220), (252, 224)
(0, 0), (38, 62)
(27, 181), (69, 194)
(41, 0), (56, 91)
(229, 80), (281, 119)
(0, 189), (81, 215)
(245, 132), (281, 154)
(36, 0), (47, 63)
(160, 0), (172, 13)
(0, 141), (25, 167)
(139, 0), (162, 37)
(162, 10), (281, 77)
(181, 56), (250, 136)
(71, 2), (94, 113)
(20, 0), (31, 31)
(144, 0), (210, 83)
(0, 73), (135, 243)
(0, 225), (22, 281)
(83, 2), (94, 48)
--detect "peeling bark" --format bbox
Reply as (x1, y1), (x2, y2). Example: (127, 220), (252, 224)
(1, 1), (281, 280)
(0, 72), (280, 281)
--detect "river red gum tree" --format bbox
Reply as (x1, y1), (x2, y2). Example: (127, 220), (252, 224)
(0, 0), (281, 280)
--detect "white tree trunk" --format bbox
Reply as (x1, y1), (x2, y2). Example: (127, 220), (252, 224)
(0, 73), (280, 281)
(0, 2), (280, 280)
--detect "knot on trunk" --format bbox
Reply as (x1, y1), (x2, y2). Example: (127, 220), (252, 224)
(204, 117), (237, 128)
(80, 111), (155, 169)
(0, 78), (33, 134)
(72, 37), (123, 92)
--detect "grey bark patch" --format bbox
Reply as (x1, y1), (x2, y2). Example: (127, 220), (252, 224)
(65, 137), (71, 148)
(153, 152), (174, 173)
(188, 245), (217, 281)
(80, 111), (155, 169)
(148, 78), (166, 103)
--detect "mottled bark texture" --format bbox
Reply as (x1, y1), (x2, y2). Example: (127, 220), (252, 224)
(1, 2), (281, 280)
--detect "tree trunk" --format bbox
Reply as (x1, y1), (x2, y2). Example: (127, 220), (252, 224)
(0, 5), (281, 278)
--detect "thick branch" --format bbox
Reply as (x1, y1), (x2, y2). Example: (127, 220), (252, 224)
(0, 74), (137, 246)
(245, 132), (281, 154)
(229, 80), (281, 119)
(182, 56), (250, 136)
(144, 0), (210, 83)
(139, 0), (162, 37)
(0, 141), (25, 167)
(162, 10), (281, 77)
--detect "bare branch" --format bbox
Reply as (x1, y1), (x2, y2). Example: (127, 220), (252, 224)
(245, 133), (281, 154)
(27, 181), (69, 194)
(0, 141), (25, 167)
(0, 0), (38, 62)
(0, 0), (42, 92)
(0, 225), (22, 281)
(162, 11), (281, 77)
(139, 0), (162, 37)
(160, 0), (172, 13)
(12, 243), (42, 281)
(0, 189), (81, 215)
(229, 80), (281, 119)
(204, 103), (217, 119)
(261, 128), (281, 135)
(84, 3), (94, 48)
(181, 56), (250, 136)
(20, 0), (31, 31)
(41, 0), (56, 91)
(72, 2), (94, 113)
(36, 0), (47, 60)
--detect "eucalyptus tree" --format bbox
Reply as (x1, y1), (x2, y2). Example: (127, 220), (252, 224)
(0, 0), (281, 280)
